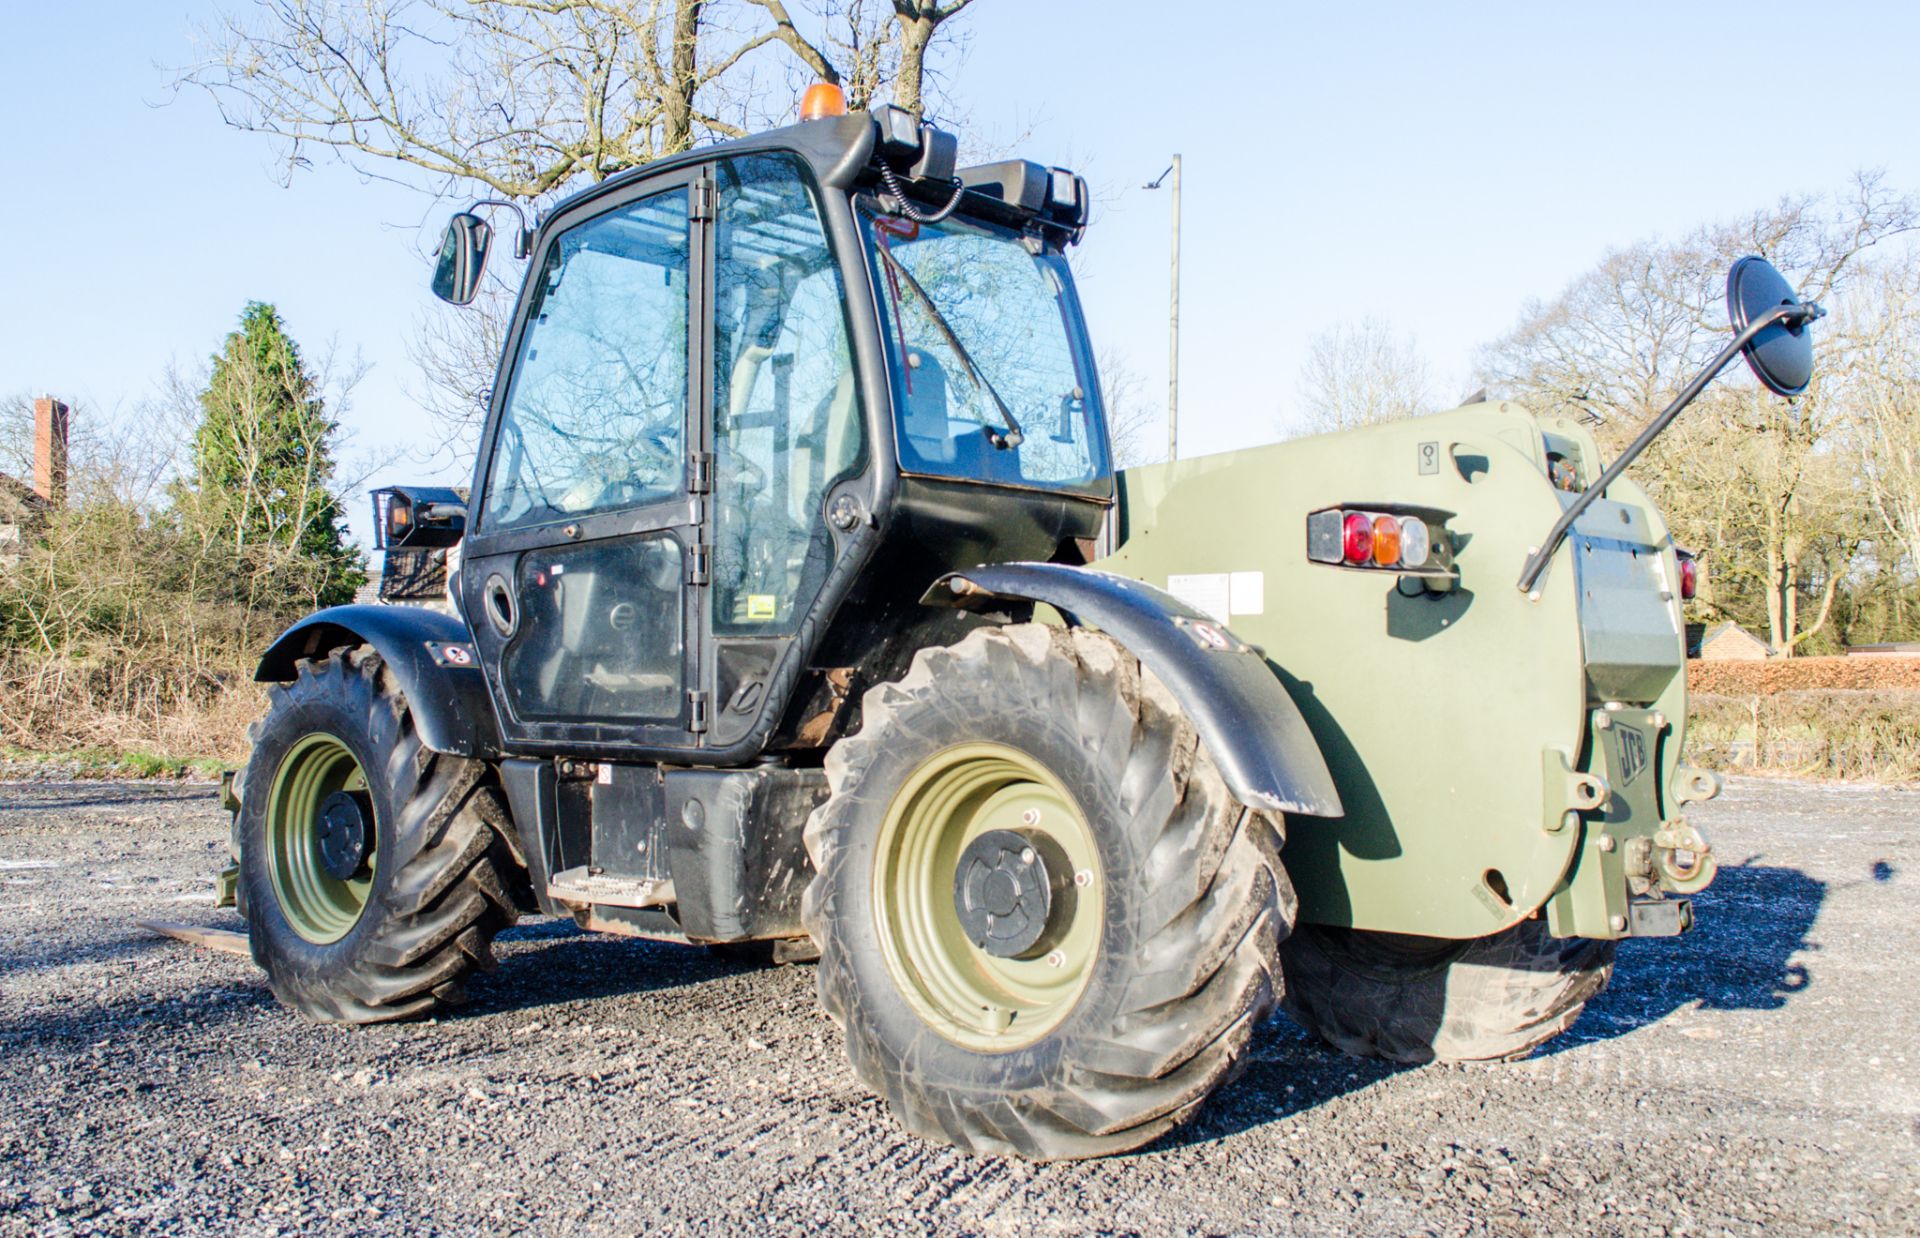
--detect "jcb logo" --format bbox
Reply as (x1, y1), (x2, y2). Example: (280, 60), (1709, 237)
(1614, 726), (1647, 787)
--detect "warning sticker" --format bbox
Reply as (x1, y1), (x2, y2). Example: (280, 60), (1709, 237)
(1167, 572), (1265, 622)
(1228, 571), (1265, 616)
(746, 594), (779, 620)
(1167, 574), (1230, 622)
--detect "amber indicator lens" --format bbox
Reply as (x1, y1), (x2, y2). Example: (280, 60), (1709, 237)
(1371, 515), (1401, 566)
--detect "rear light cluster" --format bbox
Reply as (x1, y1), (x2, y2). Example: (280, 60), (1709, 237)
(1676, 551), (1698, 601)
(1309, 509), (1435, 570)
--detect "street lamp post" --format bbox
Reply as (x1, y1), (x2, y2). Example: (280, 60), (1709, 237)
(1146, 155), (1182, 461)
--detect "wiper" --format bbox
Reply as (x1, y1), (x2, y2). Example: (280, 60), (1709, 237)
(873, 241), (1025, 449)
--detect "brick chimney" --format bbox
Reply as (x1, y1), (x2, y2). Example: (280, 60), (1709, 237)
(32, 396), (68, 507)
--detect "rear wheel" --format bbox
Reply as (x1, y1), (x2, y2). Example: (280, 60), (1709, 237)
(804, 624), (1294, 1160)
(239, 646), (525, 1024)
(1279, 918), (1616, 1063)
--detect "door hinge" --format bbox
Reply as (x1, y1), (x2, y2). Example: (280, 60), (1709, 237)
(690, 178), (716, 222)
(687, 690), (710, 734)
(687, 543), (711, 586)
(688, 451), (714, 495)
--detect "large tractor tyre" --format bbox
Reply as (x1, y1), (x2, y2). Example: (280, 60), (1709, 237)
(238, 645), (525, 1025)
(1279, 919), (1616, 1064)
(803, 624), (1295, 1161)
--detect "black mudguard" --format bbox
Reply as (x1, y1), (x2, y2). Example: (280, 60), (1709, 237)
(925, 562), (1342, 818)
(254, 604), (502, 759)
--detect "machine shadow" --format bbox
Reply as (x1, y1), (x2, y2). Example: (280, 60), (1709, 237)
(1155, 1017), (1413, 1154)
(458, 917), (786, 1017)
(0, 931), (174, 983)
(1547, 859), (1826, 1051)
(1157, 858), (1827, 1152)
(0, 919), (780, 1050)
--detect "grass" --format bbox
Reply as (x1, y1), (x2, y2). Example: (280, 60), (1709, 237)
(0, 744), (230, 781)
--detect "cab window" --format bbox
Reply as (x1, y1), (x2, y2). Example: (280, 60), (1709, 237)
(862, 209), (1107, 494)
(482, 189), (690, 531)
(710, 154), (865, 633)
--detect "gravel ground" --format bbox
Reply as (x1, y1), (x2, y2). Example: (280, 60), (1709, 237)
(0, 775), (1914, 1235)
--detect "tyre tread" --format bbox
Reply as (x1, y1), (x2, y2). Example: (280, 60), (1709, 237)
(803, 623), (1293, 1160)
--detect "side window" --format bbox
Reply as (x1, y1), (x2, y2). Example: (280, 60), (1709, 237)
(482, 189), (690, 531)
(710, 154), (864, 634)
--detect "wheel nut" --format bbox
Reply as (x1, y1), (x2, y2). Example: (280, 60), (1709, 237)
(1073, 869), (1093, 888)
(1045, 950), (1066, 968)
(1021, 847), (1036, 865)
(1021, 808), (1041, 826)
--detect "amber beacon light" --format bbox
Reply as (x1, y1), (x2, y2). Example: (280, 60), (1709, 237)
(800, 82), (849, 120)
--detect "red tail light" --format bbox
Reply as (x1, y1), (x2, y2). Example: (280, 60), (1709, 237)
(1677, 554), (1698, 601)
(1342, 513), (1373, 564)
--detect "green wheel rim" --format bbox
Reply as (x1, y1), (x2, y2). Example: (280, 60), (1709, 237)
(873, 742), (1103, 1052)
(265, 733), (375, 944)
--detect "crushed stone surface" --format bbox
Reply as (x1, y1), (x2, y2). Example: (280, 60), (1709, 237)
(0, 776), (1913, 1235)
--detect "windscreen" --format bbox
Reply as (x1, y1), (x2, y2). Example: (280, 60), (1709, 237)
(862, 210), (1108, 493)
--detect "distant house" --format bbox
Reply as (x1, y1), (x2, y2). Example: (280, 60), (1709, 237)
(1687, 620), (1773, 661)
(0, 473), (49, 570)
(0, 396), (67, 570)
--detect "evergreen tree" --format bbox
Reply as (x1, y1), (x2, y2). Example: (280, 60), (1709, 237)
(181, 302), (363, 612)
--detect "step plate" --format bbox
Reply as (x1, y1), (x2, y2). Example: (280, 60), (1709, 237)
(548, 867), (676, 910)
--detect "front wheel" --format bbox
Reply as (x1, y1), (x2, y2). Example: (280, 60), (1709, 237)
(1279, 919), (1616, 1063)
(803, 624), (1295, 1160)
(239, 646), (525, 1024)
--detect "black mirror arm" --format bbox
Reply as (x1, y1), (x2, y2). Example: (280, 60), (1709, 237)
(1514, 299), (1824, 596)
(468, 198), (534, 258)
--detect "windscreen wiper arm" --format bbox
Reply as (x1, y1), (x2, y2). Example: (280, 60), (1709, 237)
(873, 242), (1025, 449)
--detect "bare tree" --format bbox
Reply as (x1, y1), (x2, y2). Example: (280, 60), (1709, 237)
(182, 0), (977, 197)
(889, 0), (974, 117)
(1840, 254), (1920, 579)
(185, 0), (980, 456)
(1096, 348), (1161, 470)
(1291, 316), (1433, 437)
(1476, 173), (1918, 655)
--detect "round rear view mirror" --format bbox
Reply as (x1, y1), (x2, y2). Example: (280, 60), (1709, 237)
(1726, 255), (1815, 396)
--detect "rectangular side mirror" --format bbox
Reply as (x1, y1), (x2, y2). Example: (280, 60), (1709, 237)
(374, 485), (468, 549)
(431, 212), (493, 305)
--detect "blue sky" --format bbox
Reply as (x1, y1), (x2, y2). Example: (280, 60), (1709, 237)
(3, 2), (1916, 545)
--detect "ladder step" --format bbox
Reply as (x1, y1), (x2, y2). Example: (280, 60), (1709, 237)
(548, 867), (676, 909)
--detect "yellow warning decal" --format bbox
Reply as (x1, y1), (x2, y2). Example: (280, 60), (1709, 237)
(746, 594), (778, 620)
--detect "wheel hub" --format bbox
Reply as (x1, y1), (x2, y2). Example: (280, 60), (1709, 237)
(316, 789), (374, 881)
(874, 743), (1102, 1052)
(953, 829), (1061, 958)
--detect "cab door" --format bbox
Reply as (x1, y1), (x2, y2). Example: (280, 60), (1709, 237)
(700, 152), (869, 749)
(462, 173), (710, 754)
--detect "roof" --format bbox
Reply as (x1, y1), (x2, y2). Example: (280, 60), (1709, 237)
(1703, 622), (1772, 649)
(0, 472), (48, 514)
